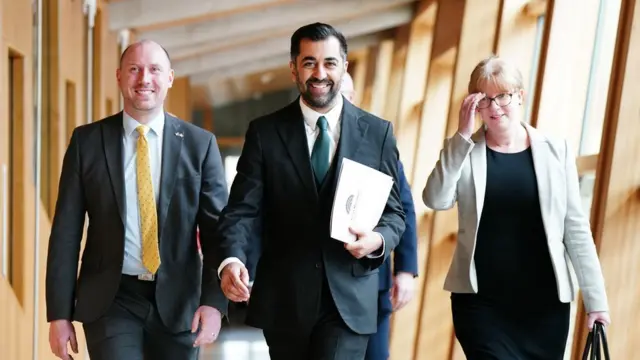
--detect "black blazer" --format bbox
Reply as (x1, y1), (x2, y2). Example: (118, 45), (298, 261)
(45, 112), (229, 333)
(214, 97), (405, 334)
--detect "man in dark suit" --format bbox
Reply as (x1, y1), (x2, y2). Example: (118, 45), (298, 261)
(45, 40), (228, 360)
(340, 72), (419, 360)
(214, 22), (406, 359)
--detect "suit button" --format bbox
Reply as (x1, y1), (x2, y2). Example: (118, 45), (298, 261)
(315, 263), (322, 269)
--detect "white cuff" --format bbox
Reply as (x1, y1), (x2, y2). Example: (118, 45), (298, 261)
(217, 257), (244, 278)
(366, 232), (385, 259)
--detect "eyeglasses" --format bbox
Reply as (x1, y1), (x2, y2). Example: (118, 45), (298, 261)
(477, 93), (513, 109)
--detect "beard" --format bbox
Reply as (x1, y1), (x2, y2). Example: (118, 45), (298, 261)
(296, 75), (340, 110)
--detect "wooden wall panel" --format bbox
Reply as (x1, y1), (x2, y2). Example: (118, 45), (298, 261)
(0, 0), (120, 359)
(0, 0), (36, 359)
(382, 25), (410, 128)
(361, 39), (394, 117)
(166, 76), (193, 120)
(388, 5), (462, 360)
(357, 45), (380, 113)
(394, 2), (437, 182)
(96, 4), (120, 120)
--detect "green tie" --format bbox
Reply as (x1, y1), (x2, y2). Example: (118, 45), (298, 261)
(311, 116), (330, 186)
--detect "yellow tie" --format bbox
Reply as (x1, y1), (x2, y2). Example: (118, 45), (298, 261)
(136, 125), (161, 274)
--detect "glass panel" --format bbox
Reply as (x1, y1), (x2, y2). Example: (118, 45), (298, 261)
(525, 15), (545, 124)
(578, 0), (622, 155)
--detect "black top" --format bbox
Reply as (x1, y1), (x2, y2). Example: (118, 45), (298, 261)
(473, 146), (560, 306)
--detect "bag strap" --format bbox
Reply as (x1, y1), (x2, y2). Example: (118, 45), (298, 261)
(582, 327), (595, 360)
(592, 323), (601, 360)
(595, 322), (610, 360)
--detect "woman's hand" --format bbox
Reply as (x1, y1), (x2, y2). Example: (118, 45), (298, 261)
(458, 93), (484, 139)
(587, 311), (611, 330)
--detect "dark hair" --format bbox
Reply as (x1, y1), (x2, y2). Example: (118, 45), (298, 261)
(290, 22), (348, 61)
(119, 40), (172, 68)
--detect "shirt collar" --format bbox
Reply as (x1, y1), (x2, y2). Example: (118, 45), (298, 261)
(299, 95), (343, 131)
(122, 110), (166, 137)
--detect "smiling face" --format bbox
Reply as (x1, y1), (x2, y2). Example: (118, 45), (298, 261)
(117, 41), (174, 120)
(469, 56), (525, 133)
(476, 84), (524, 133)
(290, 36), (348, 112)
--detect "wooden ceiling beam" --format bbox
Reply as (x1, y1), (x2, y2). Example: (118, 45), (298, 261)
(138, 0), (415, 55)
(172, 5), (414, 77)
(108, 0), (292, 31)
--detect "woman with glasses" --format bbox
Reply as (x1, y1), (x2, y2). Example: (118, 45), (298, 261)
(422, 55), (610, 359)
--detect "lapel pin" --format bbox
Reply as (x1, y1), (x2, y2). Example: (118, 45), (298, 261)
(175, 132), (184, 138)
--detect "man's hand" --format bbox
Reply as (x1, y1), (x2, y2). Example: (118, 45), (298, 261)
(49, 320), (78, 360)
(391, 272), (416, 311)
(220, 262), (250, 302)
(191, 305), (222, 347)
(345, 227), (383, 259)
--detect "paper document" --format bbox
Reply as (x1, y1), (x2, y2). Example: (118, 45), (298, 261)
(330, 158), (394, 243)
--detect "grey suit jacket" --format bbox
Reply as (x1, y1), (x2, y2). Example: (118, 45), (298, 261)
(422, 123), (609, 313)
(45, 112), (229, 332)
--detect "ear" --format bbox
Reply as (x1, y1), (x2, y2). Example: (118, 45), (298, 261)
(344, 59), (349, 72)
(289, 60), (297, 82)
(517, 88), (525, 104)
(167, 68), (175, 88)
(116, 68), (121, 83)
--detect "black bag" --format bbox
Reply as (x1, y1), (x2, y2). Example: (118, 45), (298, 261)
(582, 321), (610, 360)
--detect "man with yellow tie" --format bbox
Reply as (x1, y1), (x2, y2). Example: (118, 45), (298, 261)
(45, 40), (229, 360)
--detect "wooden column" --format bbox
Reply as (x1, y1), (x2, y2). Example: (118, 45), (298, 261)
(382, 25), (410, 128)
(361, 39), (394, 117)
(388, 2), (464, 359)
(359, 42), (386, 113)
(350, 49), (369, 107)
(394, 1), (438, 182)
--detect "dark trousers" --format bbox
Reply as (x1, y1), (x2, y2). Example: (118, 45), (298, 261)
(82, 275), (199, 360)
(364, 289), (393, 360)
(262, 275), (369, 360)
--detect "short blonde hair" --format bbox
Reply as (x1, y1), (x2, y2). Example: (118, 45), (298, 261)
(468, 55), (524, 94)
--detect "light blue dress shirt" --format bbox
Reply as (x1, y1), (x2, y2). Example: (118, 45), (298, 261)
(121, 111), (165, 276)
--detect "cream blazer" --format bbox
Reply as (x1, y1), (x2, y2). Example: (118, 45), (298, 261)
(422, 123), (609, 313)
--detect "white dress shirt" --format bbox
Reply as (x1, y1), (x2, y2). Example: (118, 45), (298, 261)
(300, 95), (342, 161)
(218, 96), (384, 278)
(121, 111), (165, 276)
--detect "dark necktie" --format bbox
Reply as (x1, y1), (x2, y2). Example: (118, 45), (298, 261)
(310, 116), (330, 186)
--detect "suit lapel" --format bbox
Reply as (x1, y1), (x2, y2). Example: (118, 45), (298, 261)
(525, 123), (552, 238)
(158, 113), (183, 238)
(470, 128), (487, 224)
(103, 113), (126, 224)
(276, 100), (318, 198)
(331, 99), (368, 191)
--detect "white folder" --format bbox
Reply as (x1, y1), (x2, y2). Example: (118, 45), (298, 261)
(330, 158), (394, 243)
